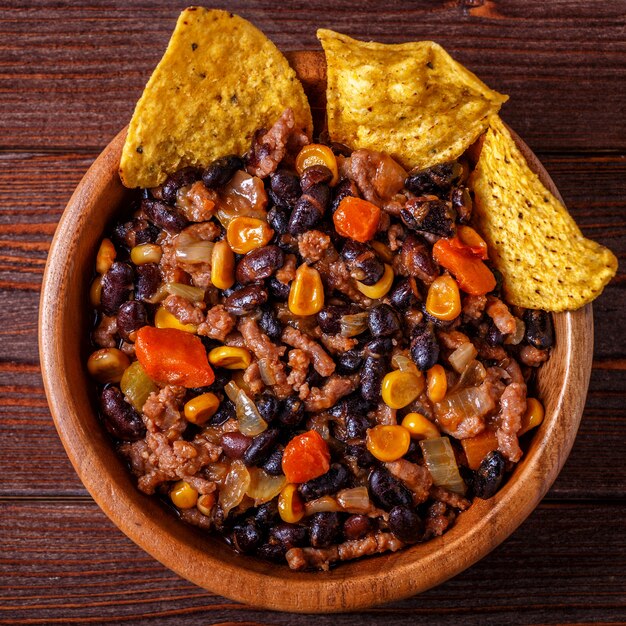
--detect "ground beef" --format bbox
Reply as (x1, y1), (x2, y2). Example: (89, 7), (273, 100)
(197, 305), (236, 342)
(163, 294), (206, 325)
(319, 333), (358, 354)
(314, 251), (370, 306)
(298, 230), (331, 263)
(179, 507), (213, 530)
(304, 374), (358, 412)
(437, 330), (471, 350)
(496, 381), (527, 462)
(176, 181), (219, 222)
(223, 331), (246, 348)
(463, 294), (487, 321)
(385, 459), (432, 504)
(93, 315), (118, 348)
(142, 385), (187, 435)
(519, 345), (550, 367)
(387, 223), (405, 251)
(282, 326), (336, 377)
(429, 485), (471, 511)
(286, 349), (310, 391)
(369, 402), (397, 426)
(423, 501), (455, 540)
(476, 338), (508, 362)
(243, 362), (264, 397)
(275, 253), (297, 284)
(486, 296), (517, 335)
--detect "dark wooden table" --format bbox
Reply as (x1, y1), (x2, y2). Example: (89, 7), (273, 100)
(2, 2), (625, 624)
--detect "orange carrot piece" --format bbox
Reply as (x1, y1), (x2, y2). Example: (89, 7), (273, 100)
(333, 196), (381, 243)
(281, 430), (331, 483)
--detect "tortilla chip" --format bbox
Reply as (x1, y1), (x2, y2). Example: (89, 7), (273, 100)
(120, 7), (312, 188)
(317, 29), (508, 171)
(470, 116), (618, 311)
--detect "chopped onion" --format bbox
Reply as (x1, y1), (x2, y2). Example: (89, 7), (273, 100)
(246, 468), (286, 504)
(391, 352), (420, 375)
(224, 380), (240, 403)
(216, 171), (269, 227)
(219, 460), (251, 517)
(204, 462), (230, 484)
(340, 312), (368, 337)
(419, 437), (467, 495)
(304, 496), (342, 516)
(454, 359), (486, 391)
(505, 317), (526, 345)
(175, 238), (214, 264)
(144, 283), (169, 304)
(257, 358), (277, 385)
(448, 343), (478, 373)
(236, 389), (268, 436)
(336, 486), (372, 514)
(165, 282), (205, 302)
(434, 386), (495, 428)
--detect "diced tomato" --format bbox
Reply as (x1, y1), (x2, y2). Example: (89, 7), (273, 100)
(333, 196), (381, 243)
(281, 430), (331, 483)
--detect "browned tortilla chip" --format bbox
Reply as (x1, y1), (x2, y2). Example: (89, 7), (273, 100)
(317, 29), (508, 171)
(470, 116), (618, 311)
(119, 7), (312, 188)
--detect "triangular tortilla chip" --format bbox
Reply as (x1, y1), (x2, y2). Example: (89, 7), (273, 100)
(317, 29), (508, 170)
(470, 115), (617, 311)
(120, 7), (312, 188)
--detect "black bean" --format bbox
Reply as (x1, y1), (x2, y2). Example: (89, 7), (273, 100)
(337, 349), (363, 374)
(368, 467), (413, 510)
(329, 141), (352, 157)
(161, 166), (201, 204)
(208, 398), (235, 425)
(256, 542), (286, 562)
(267, 277), (290, 300)
(523, 309), (554, 349)
(235, 245), (284, 284)
(243, 428), (280, 467)
(388, 505), (422, 543)
(300, 165), (333, 192)
(305, 367), (324, 389)
(258, 308), (282, 340)
(309, 512), (341, 548)
(232, 522), (262, 554)
(223, 284), (268, 315)
(220, 432), (252, 459)
(298, 464), (349, 501)
(329, 392), (370, 420)
(193, 366), (230, 393)
(142, 198), (188, 233)
(269, 170), (301, 209)
(368, 304), (400, 337)
(486, 321), (505, 346)
(202, 155), (244, 189)
(363, 337), (393, 357)
(135, 263), (160, 302)
(100, 387), (145, 441)
(113, 218), (159, 248)
(270, 523), (308, 549)
(254, 501), (279, 529)
(346, 444), (376, 468)
(275, 233), (300, 255)
(100, 262), (134, 315)
(400, 234), (439, 284)
(262, 447), (284, 476)
(345, 413), (371, 439)
(341, 240), (384, 286)
(473, 450), (507, 499)
(256, 392), (281, 423)
(316, 305), (352, 335)
(404, 162), (463, 195)
(389, 278), (418, 311)
(410, 323), (440, 371)
(116, 301), (147, 340)
(278, 396), (305, 427)
(267, 206), (290, 235)
(331, 178), (359, 213)
(343, 514), (372, 540)
(451, 186), (473, 224)
(288, 184), (330, 235)
(360, 355), (386, 402)
(401, 197), (457, 237)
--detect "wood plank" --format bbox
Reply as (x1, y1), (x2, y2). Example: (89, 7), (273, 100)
(1, 2), (625, 152)
(0, 500), (624, 624)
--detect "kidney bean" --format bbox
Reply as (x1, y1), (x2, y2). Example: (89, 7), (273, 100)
(116, 300), (147, 340)
(270, 523), (308, 549)
(267, 276), (290, 301)
(278, 396), (305, 427)
(368, 304), (400, 337)
(269, 170), (301, 208)
(388, 505), (422, 543)
(288, 184), (330, 235)
(262, 447), (284, 476)
(202, 155), (244, 189)
(389, 278), (418, 311)
(523, 309), (554, 349)
(331, 178), (359, 213)
(473, 450), (507, 499)
(404, 162), (463, 195)
(341, 240), (384, 286)
(101, 262), (134, 315)
(220, 432), (252, 459)
(142, 198), (188, 233)
(309, 512), (341, 548)
(337, 349), (363, 374)
(346, 444), (376, 468)
(400, 234), (439, 284)
(346, 413), (372, 439)
(360, 355), (387, 403)
(235, 245), (284, 284)
(254, 501), (279, 529)
(451, 186), (473, 224)
(161, 166), (201, 204)
(100, 386), (145, 441)
(135, 263), (160, 302)
(410, 323), (439, 371)
(256, 392), (281, 423)
(298, 464), (349, 501)
(223, 284), (268, 315)
(243, 428), (280, 467)
(300, 165), (333, 192)
(232, 521), (262, 554)
(368, 467), (413, 510)
(267, 206), (290, 235)
(343, 514), (372, 540)
(258, 308), (282, 340)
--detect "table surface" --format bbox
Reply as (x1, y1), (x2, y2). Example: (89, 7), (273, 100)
(2, 1), (625, 624)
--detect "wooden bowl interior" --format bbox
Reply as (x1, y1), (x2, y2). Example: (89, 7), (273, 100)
(39, 50), (592, 612)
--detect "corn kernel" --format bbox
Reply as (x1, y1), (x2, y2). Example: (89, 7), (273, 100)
(226, 217), (273, 254)
(170, 480), (198, 509)
(370, 240), (394, 263)
(381, 370), (424, 409)
(87, 348), (130, 384)
(356, 263), (394, 299)
(278, 483), (305, 523)
(427, 364), (447, 403)
(96, 238), (116, 274)
(519, 398), (544, 435)
(295, 143), (339, 186)
(208, 346), (251, 370)
(89, 276), (102, 307)
(288, 263), (324, 316)
(401, 413), (441, 441)
(366, 425), (411, 462)
(211, 240), (235, 290)
(197, 493), (216, 516)
(184, 392), (220, 424)
(426, 274), (461, 321)
(461, 429), (498, 470)
(130, 243), (162, 265)
(154, 306), (197, 333)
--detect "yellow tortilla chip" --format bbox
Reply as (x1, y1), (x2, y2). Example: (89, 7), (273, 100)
(120, 7), (312, 188)
(317, 29), (508, 170)
(470, 116), (618, 311)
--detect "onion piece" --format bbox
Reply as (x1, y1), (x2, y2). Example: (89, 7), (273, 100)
(340, 312), (368, 337)
(246, 468), (286, 504)
(224, 380), (240, 403)
(336, 486), (372, 514)
(216, 171), (268, 227)
(165, 282), (205, 302)
(448, 343), (478, 373)
(304, 496), (342, 516)
(175, 231), (215, 264)
(219, 460), (251, 517)
(505, 317), (526, 345)
(257, 358), (277, 385)
(236, 389), (268, 436)
(419, 437), (467, 495)
(204, 462), (230, 484)
(434, 385), (495, 427)
(391, 352), (420, 375)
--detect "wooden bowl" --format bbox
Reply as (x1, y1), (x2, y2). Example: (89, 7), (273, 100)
(39, 51), (592, 612)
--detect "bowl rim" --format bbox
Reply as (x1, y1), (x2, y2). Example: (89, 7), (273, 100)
(39, 61), (593, 612)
